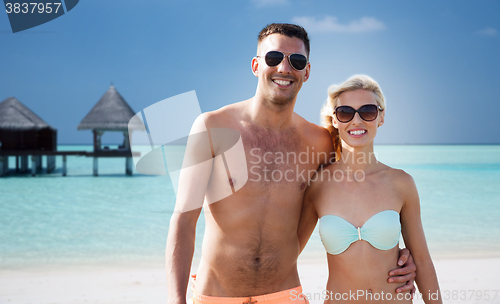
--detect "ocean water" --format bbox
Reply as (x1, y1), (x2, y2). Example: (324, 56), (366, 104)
(0, 145), (499, 268)
(378, 145), (500, 258)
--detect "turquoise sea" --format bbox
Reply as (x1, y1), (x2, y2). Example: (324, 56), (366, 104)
(1, 145), (499, 269)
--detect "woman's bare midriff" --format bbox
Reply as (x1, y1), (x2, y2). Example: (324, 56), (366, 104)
(324, 242), (411, 303)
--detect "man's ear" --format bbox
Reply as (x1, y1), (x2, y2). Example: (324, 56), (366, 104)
(251, 57), (259, 77)
(303, 62), (311, 82)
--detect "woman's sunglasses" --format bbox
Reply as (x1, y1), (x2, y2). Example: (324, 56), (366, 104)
(256, 51), (308, 71)
(334, 104), (383, 123)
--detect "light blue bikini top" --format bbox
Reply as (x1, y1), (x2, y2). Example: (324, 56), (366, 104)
(319, 210), (401, 255)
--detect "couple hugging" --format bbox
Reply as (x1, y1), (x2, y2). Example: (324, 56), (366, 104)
(166, 23), (441, 304)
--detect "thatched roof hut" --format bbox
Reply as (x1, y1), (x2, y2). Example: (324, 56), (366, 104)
(0, 97), (56, 131)
(78, 85), (144, 131)
(0, 97), (57, 151)
(78, 85), (144, 153)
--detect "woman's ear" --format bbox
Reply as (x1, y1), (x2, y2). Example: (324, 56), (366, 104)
(332, 116), (339, 129)
(378, 109), (385, 127)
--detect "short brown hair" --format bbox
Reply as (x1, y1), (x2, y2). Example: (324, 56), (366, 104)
(258, 23), (310, 57)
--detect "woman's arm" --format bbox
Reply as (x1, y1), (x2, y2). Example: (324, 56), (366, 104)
(399, 171), (442, 304)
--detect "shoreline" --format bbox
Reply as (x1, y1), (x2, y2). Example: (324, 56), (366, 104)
(3, 248), (499, 271)
(1, 257), (499, 304)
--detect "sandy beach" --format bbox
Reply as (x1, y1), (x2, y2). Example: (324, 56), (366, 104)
(1, 258), (499, 304)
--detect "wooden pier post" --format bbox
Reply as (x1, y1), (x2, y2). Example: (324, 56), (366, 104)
(36, 155), (42, 172)
(47, 155), (56, 173)
(16, 156), (19, 172)
(126, 157), (133, 175)
(31, 155), (36, 176)
(20, 155), (28, 172)
(0, 156), (7, 176)
(93, 157), (98, 176)
(62, 155), (67, 176)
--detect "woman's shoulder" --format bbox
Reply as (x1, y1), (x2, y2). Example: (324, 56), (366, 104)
(374, 162), (413, 181)
(379, 165), (417, 195)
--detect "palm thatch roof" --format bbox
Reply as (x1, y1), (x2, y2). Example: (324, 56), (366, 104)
(78, 85), (145, 131)
(0, 97), (55, 131)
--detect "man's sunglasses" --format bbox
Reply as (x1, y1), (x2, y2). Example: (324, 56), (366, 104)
(334, 104), (383, 123)
(256, 51), (308, 71)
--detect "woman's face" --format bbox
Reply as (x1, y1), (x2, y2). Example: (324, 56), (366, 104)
(332, 89), (384, 149)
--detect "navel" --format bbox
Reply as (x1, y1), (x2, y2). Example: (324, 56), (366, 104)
(300, 182), (306, 191)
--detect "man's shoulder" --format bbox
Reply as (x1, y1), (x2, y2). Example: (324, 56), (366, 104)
(293, 113), (332, 145)
(201, 100), (246, 128)
(293, 113), (329, 135)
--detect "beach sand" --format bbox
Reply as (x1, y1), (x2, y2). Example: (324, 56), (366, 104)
(1, 258), (499, 304)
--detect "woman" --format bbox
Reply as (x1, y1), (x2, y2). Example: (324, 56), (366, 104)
(298, 75), (441, 303)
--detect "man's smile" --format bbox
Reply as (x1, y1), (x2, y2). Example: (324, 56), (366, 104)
(272, 78), (294, 87)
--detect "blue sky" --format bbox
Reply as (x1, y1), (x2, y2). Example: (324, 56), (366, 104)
(1, 0), (499, 144)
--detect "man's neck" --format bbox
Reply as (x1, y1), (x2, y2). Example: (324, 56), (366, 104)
(247, 94), (296, 130)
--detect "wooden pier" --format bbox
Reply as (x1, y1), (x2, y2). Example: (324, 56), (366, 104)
(1, 86), (145, 177)
(0, 150), (139, 177)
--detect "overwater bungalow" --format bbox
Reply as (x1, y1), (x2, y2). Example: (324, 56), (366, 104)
(78, 85), (145, 176)
(0, 97), (57, 175)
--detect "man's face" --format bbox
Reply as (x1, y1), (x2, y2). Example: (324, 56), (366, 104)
(252, 34), (310, 108)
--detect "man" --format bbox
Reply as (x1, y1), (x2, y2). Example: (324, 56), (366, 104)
(166, 23), (416, 304)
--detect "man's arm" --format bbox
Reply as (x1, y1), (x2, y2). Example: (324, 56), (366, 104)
(297, 126), (335, 252)
(297, 170), (320, 253)
(389, 248), (417, 294)
(166, 208), (202, 304)
(166, 114), (214, 304)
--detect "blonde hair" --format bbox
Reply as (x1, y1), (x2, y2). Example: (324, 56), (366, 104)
(320, 75), (386, 161)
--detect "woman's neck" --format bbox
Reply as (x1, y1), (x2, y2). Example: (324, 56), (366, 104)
(337, 142), (379, 173)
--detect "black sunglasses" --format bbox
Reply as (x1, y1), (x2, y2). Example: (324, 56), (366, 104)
(256, 51), (308, 71)
(334, 104), (383, 123)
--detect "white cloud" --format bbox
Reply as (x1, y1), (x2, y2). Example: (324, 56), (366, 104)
(476, 27), (497, 36)
(292, 16), (386, 33)
(252, 0), (288, 7)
